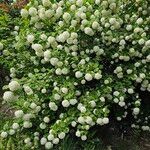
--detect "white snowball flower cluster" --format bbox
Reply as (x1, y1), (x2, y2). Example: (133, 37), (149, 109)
(1, 0), (150, 149)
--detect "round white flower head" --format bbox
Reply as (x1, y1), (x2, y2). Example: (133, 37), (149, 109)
(40, 137), (47, 145)
(70, 99), (77, 105)
(1, 132), (8, 138)
(75, 71), (83, 78)
(71, 121), (77, 127)
(43, 117), (50, 123)
(42, 0), (51, 7)
(0, 42), (3, 50)
(128, 88), (134, 94)
(94, 73), (102, 80)
(63, 12), (71, 21)
(95, 0), (101, 5)
(8, 80), (20, 91)
(85, 73), (93, 81)
(58, 132), (66, 139)
(45, 142), (53, 149)
(48, 134), (54, 141)
(96, 118), (103, 125)
(30, 102), (37, 109)
(23, 121), (32, 128)
(3, 91), (15, 102)
(61, 87), (68, 94)
(40, 123), (46, 129)
(27, 34), (34, 43)
(12, 123), (19, 130)
(29, 7), (37, 16)
(52, 138), (59, 144)
(24, 138), (31, 144)
(15, 110), (24, 118)
(81, 135), (87, 141)
(21, 9), (28, 18)
(62, 100), (70, 107)
(9, 129), (15, 135)
(84, 27), (94, 36)
(133, 108), (140, 115)
(102, 117), (109, 124)
(78, 116), (85, 124)
(76, 131), (81, 137)
(49, 102), (58, 111)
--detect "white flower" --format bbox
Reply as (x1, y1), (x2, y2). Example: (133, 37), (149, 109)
(3, 91), (15, 102)
(52, 138), (59, 144)
(32, 44), (43, 52)
(1, 132), (8, 138)
(94, 73), (102, 80)
(81, 135), (87, 141)
(58, 132), (66, 139)
(85, 73), (93, 81)
(78, 116), (85, 124)
(47, 134), (54, 141)
(119, 101), (125, 107)
(89, 101), (96, 107)
(40, 137), (47, 145)
(70, 99), (77, 105)
(95, 0), (101, 5)
(113, 91), (120, 96)
(145, 40), (150, 47)
(47, 36), (55, 44)
(44, 50), (51, 61)
(92, 21), (99, 29)
(62, 100), (70, 107)
(102, 118), (109, 124)
(15, 110), (24, 118)
(41, 88), (47, 93)
(133, 108), (140, 115)
(84, 27), (94, 36)
(96, 118), (103, 125)
(12, 123), (19, 130)
(8, 80), (20, 91)
(0, 42), (3, 50)
(76, 0), (83, 6)
(128, 88), (134, 94)
(80, 106), (86, 113)
(75, 71), (83, 78)
(100, 97), (105, 102)
(109, 18), (116, 25)
(14, 26), (19, 31)
(21, 9), (28, 18)
(44, 117), (50, 123)
(75, 131), (81, 137)
(49, 102), (58, 111)
(86, 116), (93, 125)
(63, 12), (71, 21)
(24, 138), (31, 144)
(27, 34), (34, 43)
(40, 123), (46, 129)
(136, 18), (143, 25)
(23, 121), (32, 128)
(61, 87), (68, 94)
(50, 58), (59, 66)
(42, 0), (51, 7)
(30, 102), (37, 109)
(23, 85), (33, 95)
(71, 121), (77, 127)
(9, 129), (15, 135)
(29, 7), (37, 16)
(126, 25), (132, 31)
(54, 93), (61, 100)
(45, 142), (53, 149)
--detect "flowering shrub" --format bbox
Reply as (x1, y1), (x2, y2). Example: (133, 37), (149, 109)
(0, 0), (150, 149)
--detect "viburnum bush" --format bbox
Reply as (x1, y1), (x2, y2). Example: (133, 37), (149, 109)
(0, 0), (150, 149)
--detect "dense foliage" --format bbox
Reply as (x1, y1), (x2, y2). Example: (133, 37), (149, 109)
(0, 0), (150, 149)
